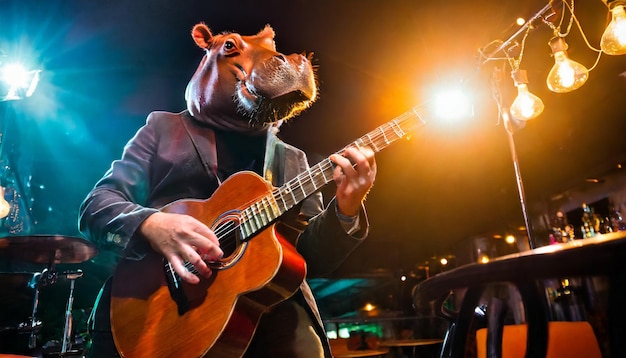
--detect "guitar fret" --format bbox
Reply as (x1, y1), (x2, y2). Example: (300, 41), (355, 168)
(247, 208), (259, 234)
(295, 176), (306, 200)
(390, 119), (406, 138)
(253, 202), (266, 226)
(252, 203), (263, 228)
(379, 126), (390, 145)
(307, 170), (317, 191)
(258, 200), (267, 224)
(365, 133), (379, 151)
(384, 123), (398, 144)
(276, 189), (289, 213)
(319, 162), (329, 183)
(287, 183), (297, 206)
(312, 165), (327, 188)
(241, 210), (253, 238)
(262, 196), (277, 221)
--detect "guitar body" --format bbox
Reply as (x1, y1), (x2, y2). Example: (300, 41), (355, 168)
(110, 172), (307, 358)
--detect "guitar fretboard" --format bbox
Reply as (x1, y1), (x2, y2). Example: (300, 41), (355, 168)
(239, 105), (428, 239)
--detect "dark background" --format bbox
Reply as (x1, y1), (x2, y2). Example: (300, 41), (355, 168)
(1, 0), (625, 347)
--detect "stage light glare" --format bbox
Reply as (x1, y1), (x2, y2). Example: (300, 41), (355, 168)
(510, 69), (544, 121)
(546, 37), (589, 93)
(1, 62), (41, 101)
(601, 4), (626, 55)
(432, 88), (474, 122)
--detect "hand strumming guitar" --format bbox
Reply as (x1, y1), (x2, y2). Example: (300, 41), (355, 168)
(138, 212), (224, 284)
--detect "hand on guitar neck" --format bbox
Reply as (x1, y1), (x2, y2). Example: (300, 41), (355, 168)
(330, 146), (377, 217)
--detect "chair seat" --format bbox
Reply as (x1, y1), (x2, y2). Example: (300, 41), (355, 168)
(476, 321), (602, 358)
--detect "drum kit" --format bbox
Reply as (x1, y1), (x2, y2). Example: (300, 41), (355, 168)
(0, 235), (98, 358)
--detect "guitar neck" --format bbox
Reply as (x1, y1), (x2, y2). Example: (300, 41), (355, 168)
(239, 104), (428, 239)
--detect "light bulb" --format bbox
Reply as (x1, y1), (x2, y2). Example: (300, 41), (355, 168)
(546, 37), (589, 93)
(601, 4), (626, 55)
(0, 186), (11, 219)
(510, 69), (544, 121)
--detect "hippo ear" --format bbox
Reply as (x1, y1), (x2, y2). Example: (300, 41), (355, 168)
(191, 23), (213, 49)
(257, 24), (276, 39)
(257, 25), (276, 50)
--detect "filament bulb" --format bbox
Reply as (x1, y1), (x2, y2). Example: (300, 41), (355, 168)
(546, 37), (589, 93)
(601, 4), (626, 55)
(510, 69), (544, 121)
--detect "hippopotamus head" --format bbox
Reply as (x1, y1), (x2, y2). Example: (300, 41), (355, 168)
(185, 24), (318, 133)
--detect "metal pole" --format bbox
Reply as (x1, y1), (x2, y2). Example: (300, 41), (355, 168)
(61, 270), (83, 355)
(505, 117), (536, 249)
(480, 3), (554, 65)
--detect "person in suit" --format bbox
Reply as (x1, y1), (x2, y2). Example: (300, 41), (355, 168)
(79, 23), (376, 357)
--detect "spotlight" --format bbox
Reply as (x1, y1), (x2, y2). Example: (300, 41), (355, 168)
(432, 87), (474, 122)
(0, 61), (41, 101)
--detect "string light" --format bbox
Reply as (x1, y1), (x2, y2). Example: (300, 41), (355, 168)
(482, 0), (626, 118)
(601, 1), (626, 55)
(546, 36), (589, 93)
(510, 69), (545, 121)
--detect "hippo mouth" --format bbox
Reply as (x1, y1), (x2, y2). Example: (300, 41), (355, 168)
(236, 84), (314, 125)
(234, 55), (317, 125)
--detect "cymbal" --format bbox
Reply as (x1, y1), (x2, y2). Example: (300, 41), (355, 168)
(0, 235), (98, 264)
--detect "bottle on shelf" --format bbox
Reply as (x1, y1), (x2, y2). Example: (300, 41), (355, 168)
(580, 203), (596, 238)
(609, 202), (626, 232)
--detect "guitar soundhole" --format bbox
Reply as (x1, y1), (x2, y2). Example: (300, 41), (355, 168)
(211, 211), (246, 268)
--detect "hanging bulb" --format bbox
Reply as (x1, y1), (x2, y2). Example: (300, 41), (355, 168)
(0, 186), (11, 219)
(510, 69), (544, 121)
(601, 3), (626, 55)
(546, 37), (589, 93)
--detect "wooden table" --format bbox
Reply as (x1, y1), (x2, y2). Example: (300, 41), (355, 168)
(380, 338), (444, 357)
(332, 348), (390, 358)
(329, 338), (390, 358)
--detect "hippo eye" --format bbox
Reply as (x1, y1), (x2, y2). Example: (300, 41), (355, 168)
(224, 40), (236, 51)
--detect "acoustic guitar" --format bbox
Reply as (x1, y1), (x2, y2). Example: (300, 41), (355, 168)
(109, 105), (427, 357)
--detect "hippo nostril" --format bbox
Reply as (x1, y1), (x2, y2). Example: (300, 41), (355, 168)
(274, 54), (287, 62)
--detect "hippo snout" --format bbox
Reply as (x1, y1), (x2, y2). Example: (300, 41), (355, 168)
(249, 53), (317, 102)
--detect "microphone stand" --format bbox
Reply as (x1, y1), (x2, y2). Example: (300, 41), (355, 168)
(503, 112), (537, 249)
(27, 267), (57, 349)
(489, 66), (537, 250)
(480, 2), (555, 65)
(61, 269), (84, 356)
